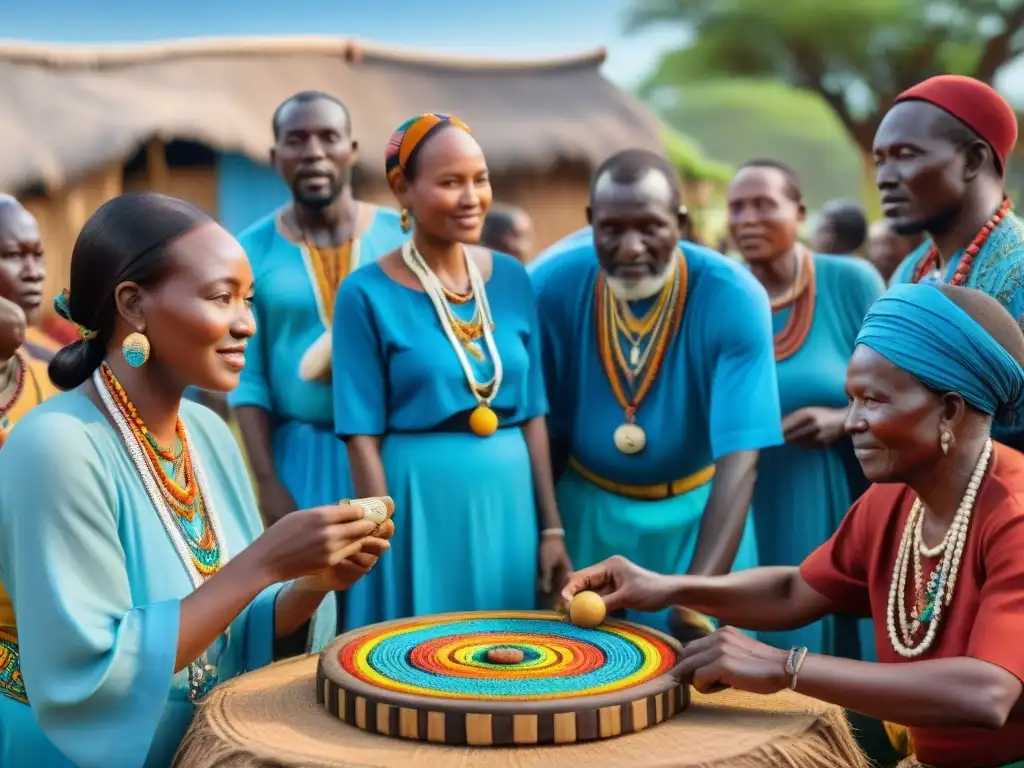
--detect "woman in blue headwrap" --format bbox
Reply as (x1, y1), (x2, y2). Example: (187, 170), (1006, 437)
(560, 283), (1024, 768)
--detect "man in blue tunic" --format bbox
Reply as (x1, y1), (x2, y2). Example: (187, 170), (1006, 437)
(531, 149), (783, 639)
(229, 92), (405, 632)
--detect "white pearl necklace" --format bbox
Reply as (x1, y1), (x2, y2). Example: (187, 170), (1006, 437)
(887, 439), (990, 657)
(401, 240), (503, 406)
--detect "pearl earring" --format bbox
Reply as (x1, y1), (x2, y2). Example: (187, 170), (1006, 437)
(940, 430), (952, 455)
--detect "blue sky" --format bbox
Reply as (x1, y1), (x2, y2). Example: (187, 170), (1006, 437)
(8, 2), (1020, 104)
(1, 0), (684, 88)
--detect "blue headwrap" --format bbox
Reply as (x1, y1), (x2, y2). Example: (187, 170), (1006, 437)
(856, 283), (1024, 424)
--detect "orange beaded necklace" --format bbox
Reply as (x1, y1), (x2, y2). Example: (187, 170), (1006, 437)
(0, 354), (26, 424)
(772, 246), (816, 362)
(596, 253), (687, 453)
(0, 353), (31, 450)
(910, 197), (1012, 284)
(99, 363), (221, 576)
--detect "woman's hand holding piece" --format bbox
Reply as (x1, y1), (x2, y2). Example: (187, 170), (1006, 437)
(246, 497), (396, 590)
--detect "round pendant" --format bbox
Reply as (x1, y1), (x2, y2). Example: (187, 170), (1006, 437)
(613, 423), (646, 454)
(469, 405), (499, 437)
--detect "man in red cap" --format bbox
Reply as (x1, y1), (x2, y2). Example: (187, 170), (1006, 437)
(878, 74), (1019, 291)
(876, 74), (1024, 444)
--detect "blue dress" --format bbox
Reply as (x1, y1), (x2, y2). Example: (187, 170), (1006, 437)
(752, 254), (884, 657)
(332, 252), (547, 630)
(0, 393), (335, 768)
(891, 212), (1024, 447)
(228, 206), (406, 511)
(531, 234), (784, 634)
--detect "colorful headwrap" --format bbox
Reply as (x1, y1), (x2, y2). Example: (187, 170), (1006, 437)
(855, 283), (1024, 424)
(384, 113), (472, 186)
(894, 75), (1018, 169)
(53, 290), (96, 340)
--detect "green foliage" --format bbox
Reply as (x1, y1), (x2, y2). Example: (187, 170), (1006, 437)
(657, 79), (862, 209)
(660, 124), (734, 182)
(671, 80), (848, 142)
(630, 0), (1024, 149)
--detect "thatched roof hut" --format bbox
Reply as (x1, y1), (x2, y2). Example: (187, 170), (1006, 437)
(0, 36), (666, 191)
(0, 37), (668, 306)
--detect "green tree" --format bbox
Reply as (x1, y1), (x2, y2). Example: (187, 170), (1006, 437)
(630, 0), (1024, 205)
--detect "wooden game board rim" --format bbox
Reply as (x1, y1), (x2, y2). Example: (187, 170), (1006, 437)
(319, 610), (687, 716)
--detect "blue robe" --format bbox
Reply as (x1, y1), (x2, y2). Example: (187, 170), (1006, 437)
(531, 233), (783, 634)
(890, 212), (1024, 447)
(332, 252), (548, 629)
(227, 206), (406, 510)
(752, 254), (884, 657)
(0, 393), (335, 768)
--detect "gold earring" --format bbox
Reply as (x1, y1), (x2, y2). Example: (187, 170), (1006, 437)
(122, 332), (151, 368)
(400, 208), (411, 233)
(940, 430), (952, 455)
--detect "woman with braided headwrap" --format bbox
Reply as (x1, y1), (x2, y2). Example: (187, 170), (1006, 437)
(332, 114), (571, 629)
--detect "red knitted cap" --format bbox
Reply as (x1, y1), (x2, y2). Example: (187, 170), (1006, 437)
(895, 75), (1018, 168)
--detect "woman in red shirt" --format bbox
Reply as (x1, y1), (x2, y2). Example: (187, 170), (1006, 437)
(562, 282), (1024, 768)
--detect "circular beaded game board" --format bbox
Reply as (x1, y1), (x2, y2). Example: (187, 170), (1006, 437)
(317, 610), (688, 746)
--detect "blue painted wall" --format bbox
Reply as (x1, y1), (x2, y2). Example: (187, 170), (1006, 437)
(216, 152), (290, 235)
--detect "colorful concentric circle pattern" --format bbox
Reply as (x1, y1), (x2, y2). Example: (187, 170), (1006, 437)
(339, 611), (678, 701)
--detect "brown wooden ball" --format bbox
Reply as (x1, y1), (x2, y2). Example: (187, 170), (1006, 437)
(486, 647), (525, 664)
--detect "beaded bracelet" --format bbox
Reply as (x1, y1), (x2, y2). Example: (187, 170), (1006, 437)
(541, 528), (566, 538)
(785, 645), (809, 690)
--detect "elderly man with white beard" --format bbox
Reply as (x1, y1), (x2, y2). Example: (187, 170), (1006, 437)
(530, 149), (782, 641)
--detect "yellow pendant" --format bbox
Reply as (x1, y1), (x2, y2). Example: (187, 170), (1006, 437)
(469, 405), (499, 437)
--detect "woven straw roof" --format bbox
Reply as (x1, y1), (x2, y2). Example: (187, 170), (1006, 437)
(0, 36), (663, 191)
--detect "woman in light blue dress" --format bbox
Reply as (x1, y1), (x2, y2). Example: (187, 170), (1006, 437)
(0, 192), (392, 768)
(727, 160), (884, 658)
(333, 114), (571, 630)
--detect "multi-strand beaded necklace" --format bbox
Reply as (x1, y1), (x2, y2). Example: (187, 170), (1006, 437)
(401, 240), (502, 436)
(771, 245), (816, 362)
(95, 363), (230, 701)
(438, 284), (487, 361)
(596, 252), (687, 454)
(910, 198), (1012, 285)
(886, 439), (991, 657)
(100, 363), (222, 577)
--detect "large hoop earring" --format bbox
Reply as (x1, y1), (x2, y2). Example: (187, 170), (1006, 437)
(940, 430), (952, 456)
(400, 208), (412, 233)
(122, 332), (151, 368)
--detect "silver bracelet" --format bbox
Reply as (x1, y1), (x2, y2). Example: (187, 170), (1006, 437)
(541, 528), (565, 538)
(785, 646), (809, 691)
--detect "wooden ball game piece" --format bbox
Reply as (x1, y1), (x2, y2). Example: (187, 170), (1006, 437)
(317, 610), (688, 746)
(569, 591), (607, 629)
